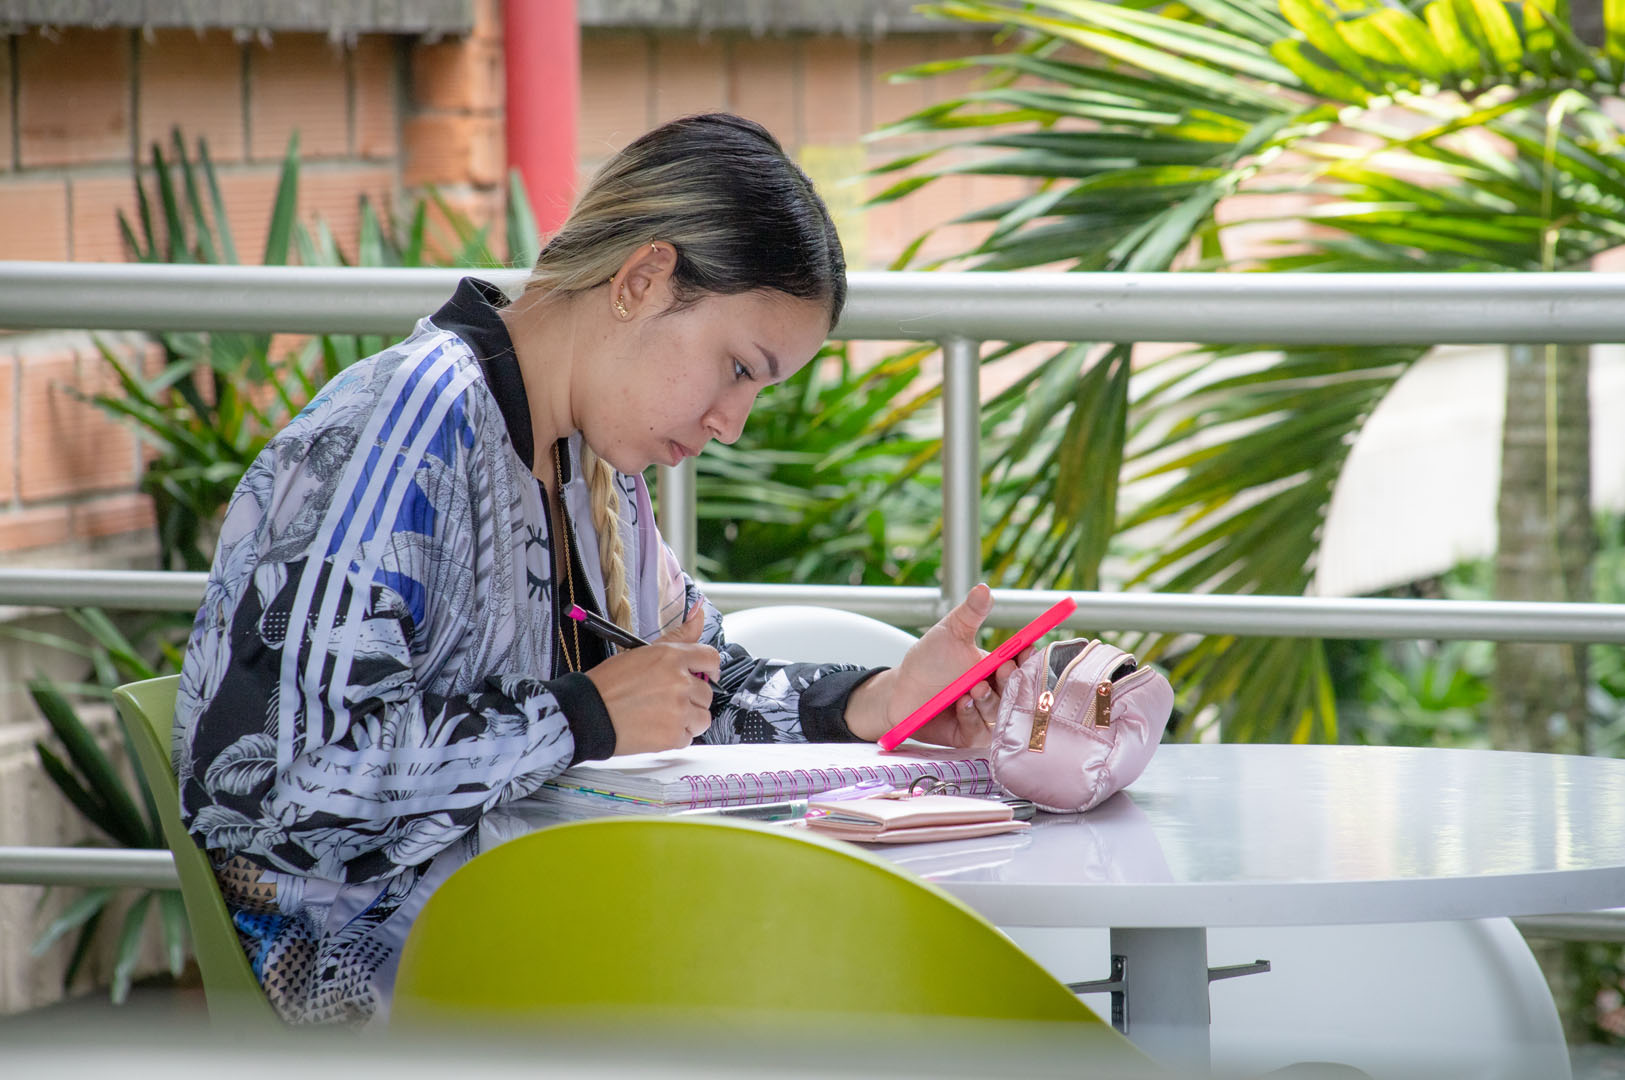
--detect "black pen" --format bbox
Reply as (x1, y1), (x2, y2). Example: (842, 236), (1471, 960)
(565, 603), (647, 649)
(566, 603), (712, 682)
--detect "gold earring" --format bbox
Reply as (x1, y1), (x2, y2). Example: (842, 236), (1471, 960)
(614, 293), (630, 319)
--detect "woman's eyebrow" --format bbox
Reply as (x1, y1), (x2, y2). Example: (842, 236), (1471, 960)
(756, 344), (781, 380)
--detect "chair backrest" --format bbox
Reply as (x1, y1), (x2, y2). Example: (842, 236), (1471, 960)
(721, 605), (918, 667)
(394, 816), (1133, 1054)
(113, 675), (276, 1026)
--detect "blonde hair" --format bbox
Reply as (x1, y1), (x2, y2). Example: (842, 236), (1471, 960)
(521, 114), (846, 631)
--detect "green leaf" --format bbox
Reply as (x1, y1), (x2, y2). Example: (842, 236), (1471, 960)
(157, 891), (189, 976)
(198, 137), (239, 265)
(1033, 0), (1297, 84)
(1279, 0), (1379, 82)
(1269, 39), (1372, 101)
(1054, 345), (1131, 589)
(172, 129), (219, 264)
(505, 168), (542, 267)
(31, 887), (114, 957)
(1609, 0), (1625, 60)
(1339, 13), (1411, 72)
(1367, 7), (1452, 83)
(116, 208), (147, 263)
(133, 160), (158, 260)
(62, 907), (105, 992)
(931, 0), (1284, 109)
(35, 743), (117, 841)
(68, 608), (158, 683)
(867, 173), (940, 209)
(110, 893), (154, 1005)
(1464, 0), (1525, 70)
(1178, 0), (1293, 41)
(149, 141), (189, 263)
(29, 678), (152, 849)
(1423, 0), (1487, 76)
(263, 131), (301, 267)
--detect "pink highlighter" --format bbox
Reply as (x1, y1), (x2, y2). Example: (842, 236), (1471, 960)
(876, 596), (1077, 751)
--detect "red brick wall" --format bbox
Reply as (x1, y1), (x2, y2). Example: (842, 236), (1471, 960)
(0, 13), (1013, 564)
(0, 28), (406, 266)
(0, 24), (415, 564)
(575, 28), (1016, 274)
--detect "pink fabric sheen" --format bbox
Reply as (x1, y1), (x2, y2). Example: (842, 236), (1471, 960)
(989, 639), (1174, 814)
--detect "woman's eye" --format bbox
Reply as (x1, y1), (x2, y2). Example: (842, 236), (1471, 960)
(733, 358), (753, 381)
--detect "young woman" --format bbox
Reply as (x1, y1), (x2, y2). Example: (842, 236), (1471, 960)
(174, 113), (1024, 1026)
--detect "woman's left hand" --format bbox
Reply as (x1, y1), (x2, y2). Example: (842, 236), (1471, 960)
(845, 583), (1031, 748)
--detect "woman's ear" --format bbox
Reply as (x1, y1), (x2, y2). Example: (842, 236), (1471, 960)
(613, 242), (677, 318)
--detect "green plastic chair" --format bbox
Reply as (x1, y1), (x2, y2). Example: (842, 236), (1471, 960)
(113, 675), (277, 1027)
(394, 816), (1149, 1067)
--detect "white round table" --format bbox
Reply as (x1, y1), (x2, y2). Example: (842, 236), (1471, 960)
(877, 743), (1625, 1071)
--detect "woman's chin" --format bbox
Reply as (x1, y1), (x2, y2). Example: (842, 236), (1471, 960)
(584, 442), (645, 475)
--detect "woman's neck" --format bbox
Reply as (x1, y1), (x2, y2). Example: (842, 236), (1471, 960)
(499, 291), (588, 478)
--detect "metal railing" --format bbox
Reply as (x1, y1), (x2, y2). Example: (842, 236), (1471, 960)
(4, 261), (1625, 635)
(2, 262), (1623, 939)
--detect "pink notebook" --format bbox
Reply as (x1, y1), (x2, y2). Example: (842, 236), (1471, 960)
(803, 793), (1029, 844)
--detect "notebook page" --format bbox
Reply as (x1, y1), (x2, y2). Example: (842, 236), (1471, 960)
(546, 742), (994, 807)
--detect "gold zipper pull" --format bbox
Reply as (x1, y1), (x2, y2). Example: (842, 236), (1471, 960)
(1094, 681), (1113, 727)
(1027, 690), (1054, 751)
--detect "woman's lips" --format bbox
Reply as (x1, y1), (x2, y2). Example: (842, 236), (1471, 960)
(667, 440), (695, 465)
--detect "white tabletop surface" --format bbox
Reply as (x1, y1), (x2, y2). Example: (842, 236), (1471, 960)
(881, 743), (1625, 929)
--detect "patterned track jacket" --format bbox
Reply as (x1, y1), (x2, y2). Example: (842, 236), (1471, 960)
(174, 279), (879, 1025)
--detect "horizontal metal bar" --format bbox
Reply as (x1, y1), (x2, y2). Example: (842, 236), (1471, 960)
(6, 262), (1625, 344)
(702, 583), (946, 623)
(0, 569), (211, 613)
(0, 847), (179, 890)
(6, 571), (1625, 643)
(1514, 910), (1625, 942)
(979, 588), (1625, 644)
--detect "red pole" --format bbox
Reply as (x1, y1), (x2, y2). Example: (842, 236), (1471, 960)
(505, 0), (579, 239)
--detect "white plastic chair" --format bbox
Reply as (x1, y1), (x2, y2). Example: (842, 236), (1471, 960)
(721, 604), (918, 667)
(1006, 920), (1570, 1080)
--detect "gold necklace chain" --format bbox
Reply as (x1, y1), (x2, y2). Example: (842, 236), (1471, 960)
(553, 443), (583, 674)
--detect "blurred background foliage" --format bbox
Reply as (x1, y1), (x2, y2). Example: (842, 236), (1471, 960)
(860, 0), (1625, 751)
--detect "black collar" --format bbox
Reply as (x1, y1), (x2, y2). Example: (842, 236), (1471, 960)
(429, 277), (571, 479)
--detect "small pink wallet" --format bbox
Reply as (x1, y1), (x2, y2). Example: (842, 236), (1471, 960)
(802, 793), (1029, 844)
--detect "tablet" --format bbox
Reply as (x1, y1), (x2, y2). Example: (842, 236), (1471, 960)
(876, 596), (1078, 751)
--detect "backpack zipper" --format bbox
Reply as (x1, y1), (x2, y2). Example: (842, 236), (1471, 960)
(1028, 639), (1102, 752)
(1028, 642), (1154, 750)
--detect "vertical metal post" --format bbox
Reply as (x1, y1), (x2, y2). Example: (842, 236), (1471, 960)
(940, 336), (982, 613)
(658, 459), (697, 573)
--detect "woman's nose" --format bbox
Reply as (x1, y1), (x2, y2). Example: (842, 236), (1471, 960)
(705, 396), (751, 445)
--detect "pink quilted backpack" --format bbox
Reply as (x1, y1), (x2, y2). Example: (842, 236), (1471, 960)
(990, 637), (1174, 813)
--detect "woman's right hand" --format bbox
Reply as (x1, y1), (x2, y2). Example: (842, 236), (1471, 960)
(583, 603), (719, 755)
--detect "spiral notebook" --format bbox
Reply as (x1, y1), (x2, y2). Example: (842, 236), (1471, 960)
(540, 742), (995, 811)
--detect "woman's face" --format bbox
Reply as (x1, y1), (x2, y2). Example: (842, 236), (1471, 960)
(581, 285), (831, 474)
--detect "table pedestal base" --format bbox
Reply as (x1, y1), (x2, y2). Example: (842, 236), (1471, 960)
(1114, 927), (1211, 1074)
